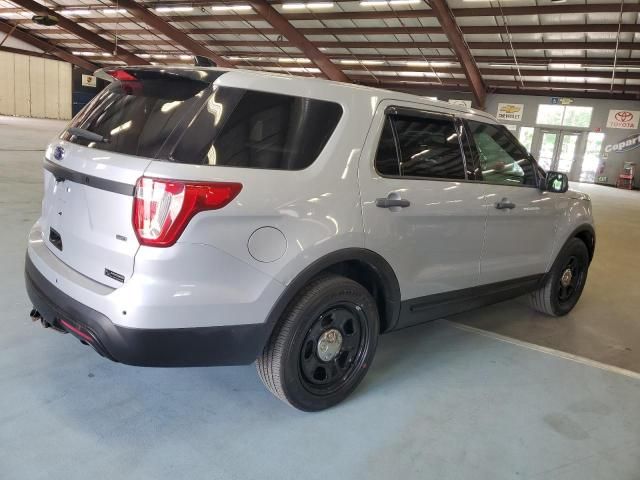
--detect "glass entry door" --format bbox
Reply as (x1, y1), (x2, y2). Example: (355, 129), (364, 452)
(537, 131), (558, 171)
(535, 130), (580, 173)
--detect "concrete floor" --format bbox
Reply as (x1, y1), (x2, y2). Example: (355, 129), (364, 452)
(451, 183), (640, 372)
(1, 115), (640, 479)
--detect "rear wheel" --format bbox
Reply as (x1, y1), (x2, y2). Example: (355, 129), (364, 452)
(530, 238), (590, 316)
(257, 274), (379, 411)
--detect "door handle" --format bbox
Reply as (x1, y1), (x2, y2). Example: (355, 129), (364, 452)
(495, 197), (516, 210)
(376, 197), (411, 209)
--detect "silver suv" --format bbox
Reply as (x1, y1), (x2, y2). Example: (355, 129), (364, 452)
(26, 67), (595, 411)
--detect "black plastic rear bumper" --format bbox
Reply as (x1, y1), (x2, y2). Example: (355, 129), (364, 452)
(25, 254), (269, 367)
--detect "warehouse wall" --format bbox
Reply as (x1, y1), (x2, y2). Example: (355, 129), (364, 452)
(485, 94), (640, 188)
(0, 51), (72, 120)
(399, 87), (640, 187)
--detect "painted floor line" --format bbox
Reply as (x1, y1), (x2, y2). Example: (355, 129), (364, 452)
(448, 321), (640, 381)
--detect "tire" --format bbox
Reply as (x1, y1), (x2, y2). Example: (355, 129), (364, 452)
(256, 274), (379, 411)
(530, 237), (590, 316)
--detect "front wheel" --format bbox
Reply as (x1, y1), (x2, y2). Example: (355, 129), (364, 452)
(530, 237), (590, 316)
(257, 274), (379, 411)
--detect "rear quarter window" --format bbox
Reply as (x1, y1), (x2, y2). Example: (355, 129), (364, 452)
(170, 87), (343, 170)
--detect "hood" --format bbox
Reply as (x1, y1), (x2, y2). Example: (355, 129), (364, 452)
(567, 189), (591, 202)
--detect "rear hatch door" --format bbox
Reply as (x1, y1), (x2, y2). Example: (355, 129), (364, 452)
(41, 68), (219, 287)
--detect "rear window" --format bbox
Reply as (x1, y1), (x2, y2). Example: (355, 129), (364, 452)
(61, 73), (215, 158)
(170, 87), (343, 170)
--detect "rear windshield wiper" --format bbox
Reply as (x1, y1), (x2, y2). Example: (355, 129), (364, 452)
(67, 127), (109, 144)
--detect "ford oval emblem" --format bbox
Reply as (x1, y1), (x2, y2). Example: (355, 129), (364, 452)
(53, 145), (65, 161)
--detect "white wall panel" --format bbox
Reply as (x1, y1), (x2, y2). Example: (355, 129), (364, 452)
(44, 58), (60, 119)
(0, 52), (15, 116)
(58, 62), (72, 120)
(1, 51), (73, 120)
(29, 56), (46, 118)
(14, 54), (30, 117)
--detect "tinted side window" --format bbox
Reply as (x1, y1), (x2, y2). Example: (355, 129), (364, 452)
(171, 87), (342, 170)
(374, 117), (400, 176)
(466, 121), (538, 186)
(393, 114), (465, 180)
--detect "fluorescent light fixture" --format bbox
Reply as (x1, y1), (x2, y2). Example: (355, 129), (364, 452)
(307, 2), (334, 8)
(340, 59), (385, 65)
(288, 67), (321, 73)
(138, 53), (152, 58)
(154, 6), (194, 12)
(72, 51), (94, 56)
(282, 2), (334, 9)
(360, 0), (418, 5)
(102, 52), (113, 57)
(405, 60), (453, 67)
(100, 8), (127, 14)
(489, 63), (547, 68)
(398, 71), (425, 77)
(60, 9), (91, 15)
(0, 12), (23, 18)
(179, 54), (192, 60)
(583, 65), (640, 71)
(210, 4), (252, 11)
(153, 54), (168, 59)
(278, 57), (312, 63)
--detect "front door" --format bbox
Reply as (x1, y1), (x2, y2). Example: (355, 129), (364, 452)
(358, 102), (487, 313)
(534, 130), (581, 174)
(464, 120), (560, 284)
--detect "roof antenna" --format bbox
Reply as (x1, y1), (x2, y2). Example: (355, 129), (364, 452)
(194, 55), (217, 67)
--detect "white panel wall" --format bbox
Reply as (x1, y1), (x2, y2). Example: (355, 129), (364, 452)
(0, 51), (72, 119)
(29, 57), (46, 118)
(0, 52), (15, 115)
(13, 54), (30, 118)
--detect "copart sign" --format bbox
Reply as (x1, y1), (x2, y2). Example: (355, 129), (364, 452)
(606, 109), (639, 129)
(604, 133), (640, 153)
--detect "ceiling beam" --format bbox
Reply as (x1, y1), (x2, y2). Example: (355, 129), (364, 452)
(246, 62), (640, 80)
(63, 23), (640, 36)
(245, 0), (348, 82)
(0, 19), (98, 70)
(6, 0), (147, 65)
(112, 0), (234, 67)
(369, 82), (640, 101)
(65, 49), (640, 68)
(3, 1), (640, 18)
(53, 38), (638, 51)
(427, 0), (486, 108)
(357, 78), (640, 94)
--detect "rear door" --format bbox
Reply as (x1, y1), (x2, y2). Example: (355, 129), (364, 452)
(463, 120), (559, 284)
(40, 69), (214, 287)
(358, 102), (487, 325)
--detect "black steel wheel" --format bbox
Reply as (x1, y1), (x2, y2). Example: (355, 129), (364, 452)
(530, 237), (590, 316)
(257, 274), (379, 411)
(298, 303), (369, 395)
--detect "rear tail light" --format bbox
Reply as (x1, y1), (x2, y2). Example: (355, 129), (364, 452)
(133, 177), (242, 247)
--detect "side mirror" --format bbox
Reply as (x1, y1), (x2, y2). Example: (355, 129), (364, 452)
(541, 171), (569, 193)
